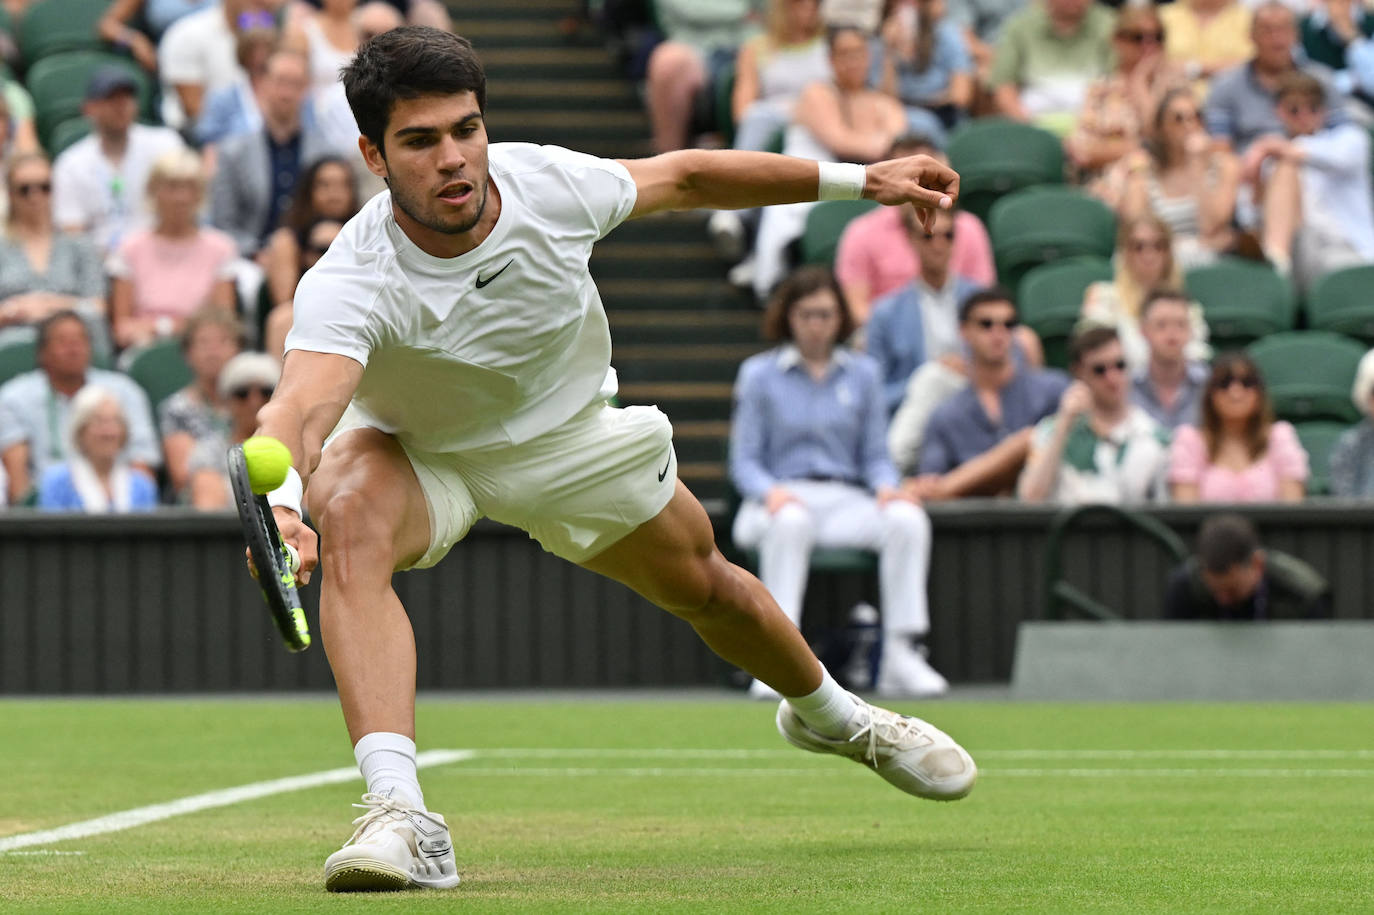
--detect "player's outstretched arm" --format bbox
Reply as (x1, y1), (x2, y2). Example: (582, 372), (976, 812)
(619, 149), (959, 230)
(253, 349), (363, 583)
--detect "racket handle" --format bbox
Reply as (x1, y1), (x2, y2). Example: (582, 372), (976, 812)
(284, 542), (301, 574)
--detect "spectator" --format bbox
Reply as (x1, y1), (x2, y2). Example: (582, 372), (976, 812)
(283, 0), (361, 102)
(1246, 71), (1374, 290)
(1129, 289), (1211, 430)
(873, 0), (975, 142)
(1163, 512), (1331, 619)
(729, 0), (828, 152)
(1301, 0), (1374, 92)
(210, 48), (334, 258)
(194, 25), (277, 147)
(99, 0), (216, 70)
(901, 289), (1069, 497)
(261, 155), (360, 308)
(947, 0), (1024, 86)
(834, 135), (995, 325)
(1018, 324), (1170, 504)
(262, 218), (343, 357)
(644, 0), (759, 153)
(1205, 2), (1347, 154)
(1104, 88), (1240, 269)
(0, 312), (160, 505)
(160, 308), (243, 500)
(0, 456), (6, 508)
(865, 205), (985, 414)
(988, 0), (1115, 135)
(36, 385), (159, 513)
(1329, 347), (1374, 498)
(729, 266), (947, 699)
(188, 351), (280, 509)
(0, 154), (109, 358)
(0, 72), (38, 159)
(1066, 4), (1185, 184)
(1160, 0), (1254, 88)
(751, 25), (908, 301)
(308, 2), (405, 174)
(52, 67), (186, 255)
(108, 149), (239, 351)
(1169, 351), (1308, 502)
(1081, 214), (1211, 371)
(158, 0), (277, 131)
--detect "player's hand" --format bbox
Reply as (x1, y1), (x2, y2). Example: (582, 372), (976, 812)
(275, 508), (319, 585)
(764, 485), (800, 514)
(864, 154), (959, 232)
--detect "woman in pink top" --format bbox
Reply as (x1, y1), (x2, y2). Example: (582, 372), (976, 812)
(108, 148), (237, 349)
(1169, 352), (1308, 503)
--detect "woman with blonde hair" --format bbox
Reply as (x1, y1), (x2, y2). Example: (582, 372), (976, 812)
(37, 385), (159, 512)
(731, 0), (829, 152)
(1169, 352), (1308, 503)
(107, 147), (237, 349)
(1081, 212), (1209, 370)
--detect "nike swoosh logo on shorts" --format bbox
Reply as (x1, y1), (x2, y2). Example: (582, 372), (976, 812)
(475, 258), (513, 288)
(658, 455), (671, 482)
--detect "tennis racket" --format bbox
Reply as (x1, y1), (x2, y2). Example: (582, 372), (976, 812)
(228, 443), (312, 653)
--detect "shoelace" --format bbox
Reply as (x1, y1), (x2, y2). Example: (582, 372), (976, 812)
(340, 792), (414, 849)
(846, 706), (925, 766)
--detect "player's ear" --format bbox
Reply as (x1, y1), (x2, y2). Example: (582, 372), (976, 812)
(359, 134), (388, 180)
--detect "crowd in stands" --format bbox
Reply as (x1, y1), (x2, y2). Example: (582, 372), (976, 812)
(0, 0), (443, 511)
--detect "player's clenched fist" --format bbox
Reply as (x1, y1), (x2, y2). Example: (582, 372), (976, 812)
(274, 508), (320, 585)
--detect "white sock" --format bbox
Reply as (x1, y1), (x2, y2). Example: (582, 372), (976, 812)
(354, 732), (426, 812)
(785, 667), (860, 736)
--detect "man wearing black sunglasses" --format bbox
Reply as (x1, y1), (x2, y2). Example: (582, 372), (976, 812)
(900, 289), (1069, 500)
(1018, 324), (1170, 504)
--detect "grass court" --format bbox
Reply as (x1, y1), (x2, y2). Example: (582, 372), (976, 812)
(2, 697), (1372, 913)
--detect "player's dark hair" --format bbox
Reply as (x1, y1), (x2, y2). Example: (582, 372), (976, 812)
(959, 287), (1016, 323)
(36, 309), (88, 352)
(1068, 324), (1120, 368)
(762, 265), (855, 344)
(1197, 513), (1260, 573)
(342, 26), (487, 154)
(1139, 287), (1189, 321)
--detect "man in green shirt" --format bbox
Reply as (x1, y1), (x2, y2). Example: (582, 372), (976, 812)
(989, 0), (1115, 134)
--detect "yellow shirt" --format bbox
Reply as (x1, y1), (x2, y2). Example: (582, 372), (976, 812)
(1161, 2), (1253, 82)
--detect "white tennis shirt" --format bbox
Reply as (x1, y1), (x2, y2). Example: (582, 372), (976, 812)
(285, 143), (638, 453)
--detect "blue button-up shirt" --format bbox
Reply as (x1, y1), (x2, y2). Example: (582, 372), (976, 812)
(919, 367), (1069, 474)
(729, 345), (899, 501)
(1130, 360), (1209, 430)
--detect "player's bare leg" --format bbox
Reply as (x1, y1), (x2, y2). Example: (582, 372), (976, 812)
(306, 428), (461, 891)
(580, 481), (977, 801)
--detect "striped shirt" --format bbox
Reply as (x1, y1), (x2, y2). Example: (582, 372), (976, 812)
(729, 345), (899, 501)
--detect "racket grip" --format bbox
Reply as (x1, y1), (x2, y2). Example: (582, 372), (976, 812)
(284, 542), (301, 574)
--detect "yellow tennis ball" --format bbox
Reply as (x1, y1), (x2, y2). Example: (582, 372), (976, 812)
(243, 436), (292, 495)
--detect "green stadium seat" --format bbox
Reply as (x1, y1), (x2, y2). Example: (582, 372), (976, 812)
(947, 119), (1064, 225)
(799, 198), (881, 266)
(26, 51), (155, 152)
(988, 187), (1116, 291)
(18, 0), (110, 63)
(121, 339), (192, 413)
(1293, 420), (1350, 496)
(1247, 331), (1367, 424)
(1305, 265), (1374, 344)
(0, 337), (36, 386)
(1017, 256), (1114, 369)
(45, 116), (91, 158)
(1184, 258), (1295, 352)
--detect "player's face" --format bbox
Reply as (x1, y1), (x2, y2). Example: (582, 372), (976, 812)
(367, 92), (493, 255)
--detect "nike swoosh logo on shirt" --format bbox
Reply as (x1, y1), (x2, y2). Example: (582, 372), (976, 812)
(475, 259), (513, 288)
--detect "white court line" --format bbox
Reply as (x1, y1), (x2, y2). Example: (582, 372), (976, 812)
(471, 748), (1374, 761)
(0, 749), (473, 854)
(440, 766), (1374, 779)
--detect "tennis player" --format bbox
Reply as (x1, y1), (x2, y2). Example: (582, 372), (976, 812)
(254, 26), (977, 892)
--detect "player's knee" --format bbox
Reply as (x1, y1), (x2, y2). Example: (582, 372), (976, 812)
(667, 549), (743, 623)
(315, 487), (397, 556)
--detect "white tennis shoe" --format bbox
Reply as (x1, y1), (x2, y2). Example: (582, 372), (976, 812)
(324, 792), (461, 892)
(776, 696), (976, 800)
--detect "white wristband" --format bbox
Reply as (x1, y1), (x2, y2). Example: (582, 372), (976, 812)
(266, 466), (303, 517)
(817, 162), (867, 201)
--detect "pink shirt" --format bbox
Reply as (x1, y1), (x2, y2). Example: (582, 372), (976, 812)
(1168, 422), (1309, 502)
(834, 206), (996, 303)
(107, 228), (237, 321)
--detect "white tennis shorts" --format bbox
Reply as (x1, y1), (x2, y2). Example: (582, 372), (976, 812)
(326, 401), (678, 568)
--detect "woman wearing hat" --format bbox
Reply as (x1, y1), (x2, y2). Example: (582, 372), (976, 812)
(187, 351), (280, 509)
